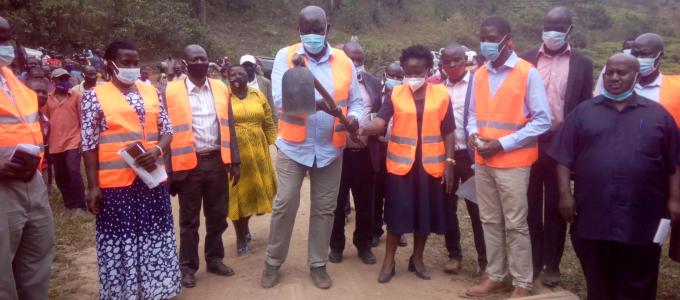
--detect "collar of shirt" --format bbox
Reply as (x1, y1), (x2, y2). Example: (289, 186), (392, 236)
(295, 43), (333, 64)
(593, 94), (647, 108)
(636, 73), (663, 89)
(486, 51), (519, 74)
(538, 43), (571, 58)
(185, 78), (211, 94)
(445, 71), (470, 87)
(0, 72), (10, 97)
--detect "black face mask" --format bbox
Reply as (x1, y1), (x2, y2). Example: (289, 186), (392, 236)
(229, 76), (248, 88)
(186, 63), (209, 78)
(84, 76), (97, 85)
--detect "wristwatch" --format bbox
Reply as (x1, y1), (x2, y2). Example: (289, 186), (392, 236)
(446, 158), (456, 166)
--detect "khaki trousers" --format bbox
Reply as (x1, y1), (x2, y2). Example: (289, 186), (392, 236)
(475, 164), (533, 289)
(0, 172), (55, 300)
(265, 152), (343, 268)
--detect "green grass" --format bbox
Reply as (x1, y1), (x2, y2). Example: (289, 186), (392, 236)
(47, 184), (96, 300)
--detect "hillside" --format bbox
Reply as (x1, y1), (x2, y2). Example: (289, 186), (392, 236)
(4, 0), (680, 75)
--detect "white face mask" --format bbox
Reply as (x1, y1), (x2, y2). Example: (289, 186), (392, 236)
(0, 45), (15, 67)
(111, 61), (140, 85)
(403, 76), (426, 92)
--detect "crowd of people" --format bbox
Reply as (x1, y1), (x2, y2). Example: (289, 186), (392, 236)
(1, 4), (680, 300)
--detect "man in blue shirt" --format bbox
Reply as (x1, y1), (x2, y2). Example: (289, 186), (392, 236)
(548, 53), (680, 300)
(261, 5), (362, 290)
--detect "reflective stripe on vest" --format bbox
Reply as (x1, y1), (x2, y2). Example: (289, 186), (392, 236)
(0, 67), (44, 163)
(386, 84), (449, 177)
(165, 78), (232, 172)
(474, 59), (538, 168)
(279, 43), (352, 147)
(95, 82), (161, 188)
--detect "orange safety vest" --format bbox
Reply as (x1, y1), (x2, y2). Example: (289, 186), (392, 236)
(95, 82), (161, 188)
(659, 75), (680, 124)
(386, 84), (449, 178)
(474, 59), (538, 168)
(279, 43), (352, 148)
(0, 67), (44, 163)
(165, 78), (232, 172)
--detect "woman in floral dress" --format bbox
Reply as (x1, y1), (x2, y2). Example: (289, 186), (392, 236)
(81, 39), (180, 299)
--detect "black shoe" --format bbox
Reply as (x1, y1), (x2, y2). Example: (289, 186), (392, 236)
(377, 265), (396, 283)
(358, 249), (377, 265)
(260, 262), (280, 288)
(328, 250), (343, 263)
(206, 260), (235, 276)
(408, 257), (431, 280)
(398, 235), (408, 247)
(310, 266), (332, 289)
(371, 236), (380, 248)
(180, 272), (196, 288)
(542, 268), (561, 287)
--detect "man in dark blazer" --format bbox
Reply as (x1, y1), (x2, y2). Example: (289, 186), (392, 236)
(519, 6), (593, 287)
(329, 42), (383, 265)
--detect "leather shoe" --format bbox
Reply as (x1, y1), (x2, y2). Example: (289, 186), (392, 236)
(377, 265), (396, 283)
(310, 266), (332, 289)
(358, 249), (377, 265)
(260, 263), (280, 288)
(510, 287), (531, 298)
(444, 258), (462, 274)
(328, 249), (343, 263)
(398, 235), (408, 247)
(371, 236), (380, 248)
(464, 278), (513, 298)
(206, 260), (235, 276)
(180, 272), (196, 288)
(542, 268), (560, 287)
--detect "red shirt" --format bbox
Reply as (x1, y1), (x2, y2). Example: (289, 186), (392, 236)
(45, 90), (82, 153)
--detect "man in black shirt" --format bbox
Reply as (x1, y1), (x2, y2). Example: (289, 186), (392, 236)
(548, 53), (680, 300)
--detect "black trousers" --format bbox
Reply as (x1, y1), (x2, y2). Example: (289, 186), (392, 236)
(373, 142), (388, 238)
(571, 236), (661, 300)
(176, 154), (229, 273)
(331, 148), (375, 252)
(528, 148), (566, 274)
(444, 150), (487, 266)
(50, 149), (86, 209)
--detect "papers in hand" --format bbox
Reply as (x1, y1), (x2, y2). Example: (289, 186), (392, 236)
(456, 175), (477, 204)
(118, 142), (167, 189)
(653, 218), (671, 245)
(11, 144), (41, 182)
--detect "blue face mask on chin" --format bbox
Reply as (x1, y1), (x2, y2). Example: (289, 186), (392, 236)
(300, 29), (327, 55)
(480, 35), (507, 62)
(603, 74), (638, 102)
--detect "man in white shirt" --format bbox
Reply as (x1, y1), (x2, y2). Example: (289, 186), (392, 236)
(438, 43), (487, 276)
(165, 44), (241, 288)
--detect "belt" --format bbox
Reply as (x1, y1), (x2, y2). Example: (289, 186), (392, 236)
(196, 150), (220, 160)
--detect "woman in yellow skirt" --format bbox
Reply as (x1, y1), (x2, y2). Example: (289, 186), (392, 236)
(227, 65), (277, 255)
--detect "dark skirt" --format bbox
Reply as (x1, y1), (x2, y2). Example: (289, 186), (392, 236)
(384, 149), (452, 235)
(96, 179), (181, 300)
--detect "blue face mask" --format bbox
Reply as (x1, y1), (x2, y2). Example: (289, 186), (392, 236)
(0, 45), (15, 67)
(384, 78), (400, 89)
(637, 53), (660, 77)
(622, 49), (632, 56)
(603, 74), (638, 102)
(480, 35), (507, 62)
(542, 29), (569, 51)
(300, 30), (326, 55)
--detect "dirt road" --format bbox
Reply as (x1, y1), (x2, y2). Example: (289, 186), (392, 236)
(66, 151), (571, 299)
